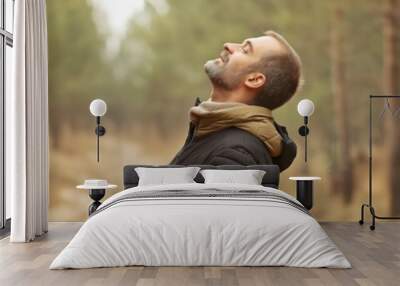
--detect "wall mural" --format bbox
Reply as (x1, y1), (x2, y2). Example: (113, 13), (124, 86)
(47, 0), (400, 221)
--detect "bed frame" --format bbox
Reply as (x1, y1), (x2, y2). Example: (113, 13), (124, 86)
(123, 165), (280, 189)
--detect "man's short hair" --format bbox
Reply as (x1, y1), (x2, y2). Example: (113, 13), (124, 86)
(253, 31), (302, 110)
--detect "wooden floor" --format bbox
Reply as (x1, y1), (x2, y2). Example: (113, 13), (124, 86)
(0, 222), (399, 286)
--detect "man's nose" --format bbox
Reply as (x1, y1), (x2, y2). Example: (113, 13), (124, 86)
(223, 43), (240, 54)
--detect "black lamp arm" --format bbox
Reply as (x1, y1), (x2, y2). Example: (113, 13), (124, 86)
(94, 116), (106, 162)
(95, 116), (106, 136)
(298, 116), (310, 162)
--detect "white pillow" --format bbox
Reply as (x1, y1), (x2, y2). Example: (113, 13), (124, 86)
(135, 167), (200, 186)
(200, 169), (266, 185)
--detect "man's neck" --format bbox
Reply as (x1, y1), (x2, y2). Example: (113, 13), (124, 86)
(210, 87), (230, 102)
(210, 86), (254, 105)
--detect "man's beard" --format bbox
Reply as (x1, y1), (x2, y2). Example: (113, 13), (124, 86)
(204, 59), (241, 91)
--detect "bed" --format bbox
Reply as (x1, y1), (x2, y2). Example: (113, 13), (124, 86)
(50, 165), (350, 269)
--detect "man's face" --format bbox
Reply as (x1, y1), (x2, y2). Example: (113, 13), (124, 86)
(204, 35), (283, 90)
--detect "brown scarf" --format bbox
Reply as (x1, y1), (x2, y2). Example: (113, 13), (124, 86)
(190, 100), (283, 157)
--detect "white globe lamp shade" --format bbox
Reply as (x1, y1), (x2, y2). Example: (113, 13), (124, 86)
(297, 99), (315, 117)
(90, 99), (107, 117)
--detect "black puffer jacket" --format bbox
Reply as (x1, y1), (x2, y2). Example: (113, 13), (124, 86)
(170, 100), (297, 171)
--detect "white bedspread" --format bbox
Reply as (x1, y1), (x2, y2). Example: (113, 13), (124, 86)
(50, 183), (351, 269)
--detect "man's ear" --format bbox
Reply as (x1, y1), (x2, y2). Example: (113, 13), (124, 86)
(244, 73), (266, 89)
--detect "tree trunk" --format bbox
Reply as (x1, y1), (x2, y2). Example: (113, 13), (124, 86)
(49, 106), (62, 149)
(331, 5), (353, 203)
(384, 0), (400, 215)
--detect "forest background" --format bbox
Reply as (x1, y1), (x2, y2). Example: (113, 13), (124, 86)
(47, 0), (400, 221)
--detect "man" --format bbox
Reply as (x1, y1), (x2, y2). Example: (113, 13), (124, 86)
(171, 31), (301, 171)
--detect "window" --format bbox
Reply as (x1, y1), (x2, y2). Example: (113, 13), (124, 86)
(0, 0), (14, 233)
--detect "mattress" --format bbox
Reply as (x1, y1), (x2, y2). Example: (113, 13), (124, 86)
(50, 183), (351, 269)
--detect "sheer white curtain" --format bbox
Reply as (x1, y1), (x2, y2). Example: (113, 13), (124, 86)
(6, 0), (49, 242)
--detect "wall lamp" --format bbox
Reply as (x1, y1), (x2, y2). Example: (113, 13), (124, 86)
(297, 99), (315, 162)
(89, 99), (107, 162)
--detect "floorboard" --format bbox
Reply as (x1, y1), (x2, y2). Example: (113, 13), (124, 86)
(0, 222), (399, 286)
